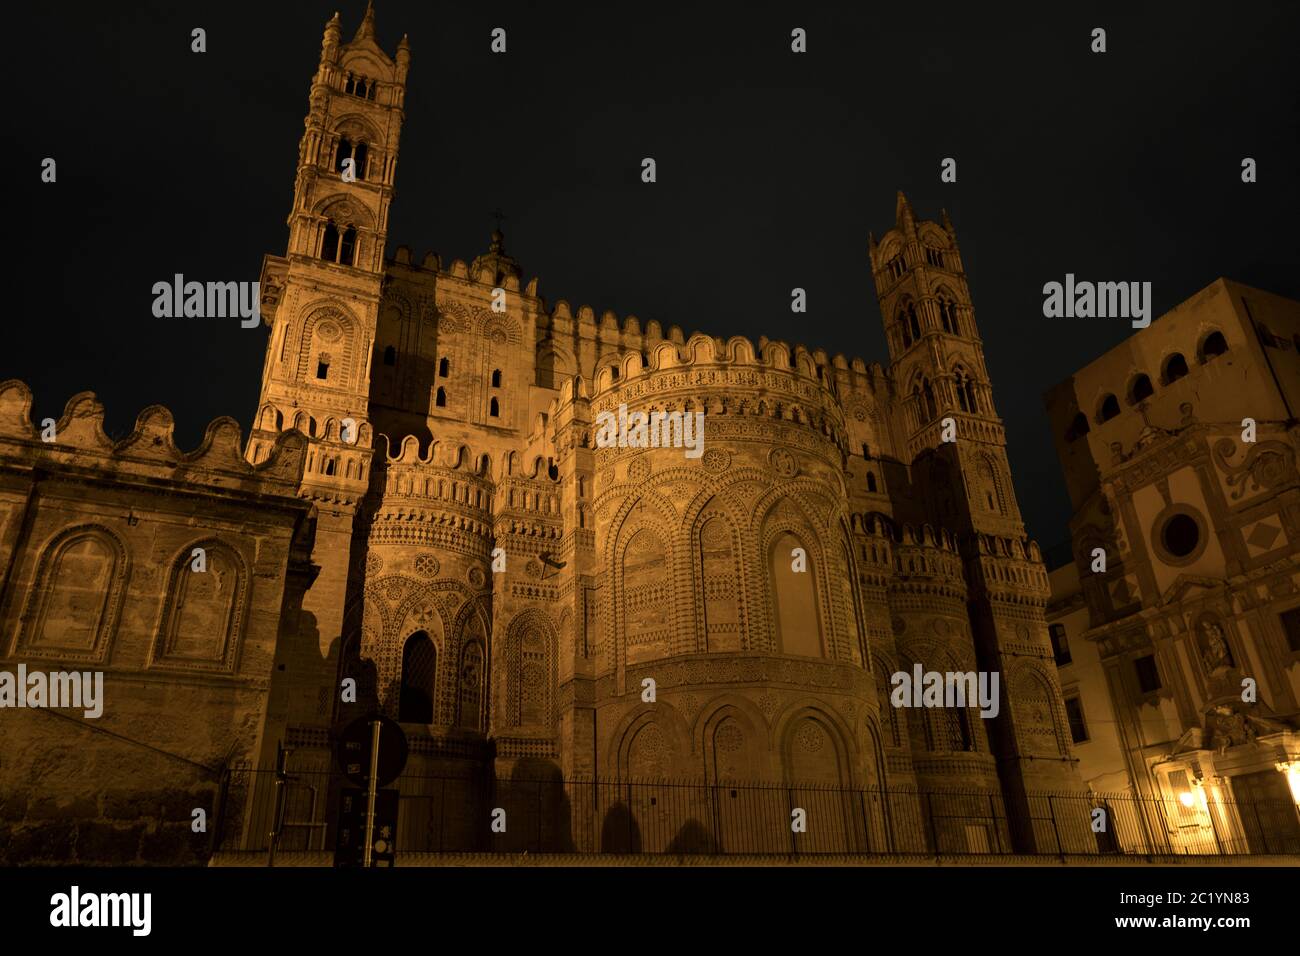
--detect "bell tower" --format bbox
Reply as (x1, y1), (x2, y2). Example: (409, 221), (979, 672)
(246, 4), (411, 729)
(871, 194), (1084, 847)
(870, 191), (1023, 538)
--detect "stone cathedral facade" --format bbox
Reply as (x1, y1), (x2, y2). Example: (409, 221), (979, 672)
(242, 7), (1081, 841)
(0, 6), (1084, 861)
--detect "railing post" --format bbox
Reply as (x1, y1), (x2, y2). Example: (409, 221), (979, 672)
(1207, 795), (1225, 856)
(924, 791), (939, 859)
(1251, 799), (1271, 855)
(711, 782), (722, 854)
(438, 777), (446, 853)
(210, 764), (232, 858)
(1048, 795), (1065, 862)
(987, 792), (999, 853)
(788, 787), (798, 858)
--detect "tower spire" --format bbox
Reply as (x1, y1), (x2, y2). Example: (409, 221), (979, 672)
(355, 1), (376, 41)
(321, 12), (341, 64)
(895, 190), (916, 234)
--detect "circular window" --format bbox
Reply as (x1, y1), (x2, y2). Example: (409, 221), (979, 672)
(1151, 504), (1209, 566)
(1161, 514), (1200, 557)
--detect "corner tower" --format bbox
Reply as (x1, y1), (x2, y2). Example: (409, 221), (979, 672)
(869, 192), (1019, 537)
(246, 4), (411, 730)
(872, 195), (1084, 849)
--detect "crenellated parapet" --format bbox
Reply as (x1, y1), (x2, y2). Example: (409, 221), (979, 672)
(363, 434), (496, 555)
(887, 521), (968, 601)
(0, 380), (307, 495)
(847, 512), (896, 589)
(582, 333), (854, 475)
(966, 532), (1050, 606)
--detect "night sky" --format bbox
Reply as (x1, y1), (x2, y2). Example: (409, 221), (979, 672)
(11, 1), (1300, 552)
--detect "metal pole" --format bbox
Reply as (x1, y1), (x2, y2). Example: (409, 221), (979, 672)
(987, 793), (999, 853)
(858, 790), (870, 854)
(1206, 792), (1225, 856)
(1048, 795), (1065, 861)
(268, 745), (290, 868)
(925, 791), (939, 859)
(438, 777), (446, 853)
(362, 718), (381, 868)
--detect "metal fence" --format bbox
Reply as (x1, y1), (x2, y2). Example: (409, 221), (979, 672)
(215, 764), (1300, 859)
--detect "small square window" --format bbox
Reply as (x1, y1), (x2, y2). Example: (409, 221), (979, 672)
(1134, 654), (1161, 694)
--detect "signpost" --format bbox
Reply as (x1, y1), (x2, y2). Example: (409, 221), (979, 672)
(333, 714), (408, 867)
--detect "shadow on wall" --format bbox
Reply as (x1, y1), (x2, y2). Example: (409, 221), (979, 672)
(599, 804), (718, 854)
(368, 324), (439, 457)
(493, 758), (574, 852)
(0, 707), (219, 866)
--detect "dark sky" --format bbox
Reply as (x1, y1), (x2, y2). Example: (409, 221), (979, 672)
(11, 1), (1300, 551)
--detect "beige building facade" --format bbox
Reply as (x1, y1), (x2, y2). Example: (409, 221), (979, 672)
(1045, 277), (1300, 854)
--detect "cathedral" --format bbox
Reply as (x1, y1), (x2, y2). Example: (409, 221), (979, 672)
(0, 5), (1084, 863)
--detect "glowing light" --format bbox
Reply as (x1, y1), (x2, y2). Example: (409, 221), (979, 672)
(1278, 762), (1300, 804)
(1178, 791), (1195, 808)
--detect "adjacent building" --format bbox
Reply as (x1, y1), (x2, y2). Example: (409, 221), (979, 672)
(1044, 277), (1300, 854)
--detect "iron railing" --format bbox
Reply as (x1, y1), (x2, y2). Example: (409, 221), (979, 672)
(215, 764), (1300, 859)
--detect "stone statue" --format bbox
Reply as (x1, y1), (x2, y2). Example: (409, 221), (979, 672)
(1198, 620), (1232, 673)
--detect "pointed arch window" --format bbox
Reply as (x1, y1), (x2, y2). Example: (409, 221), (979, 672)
(435, 387), (447, 408)
(19, 526), (127, 662)
(491, 368), (502, 388)
(936, 706), (974, 751)
(398, 632), (436, 724)
(914, 376), (937, 423)
(508, 623), (555, 729)
(338, 227), (358, 265)
(333, 137), (369, 181)
(908, 303), (922, 342)
(489, 397), (500, 417)
(344, 74), (379, 101)
(955, 370), (971, 412)
(458, 641), (484, 731)
(866, 471), (878, 493)
(438, 357), (450, 378)
(320, 221), (356, 266)
(1128, 374), (1154, 405)
(939, 297), (958, 334)
(770, 531), (823, 657)
(900, 309), (913, 349)
(320, 222), (339, 262)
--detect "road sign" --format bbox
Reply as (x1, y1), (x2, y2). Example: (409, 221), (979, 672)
(334, 713), (408, 787)
(334, 787), (399, 868)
